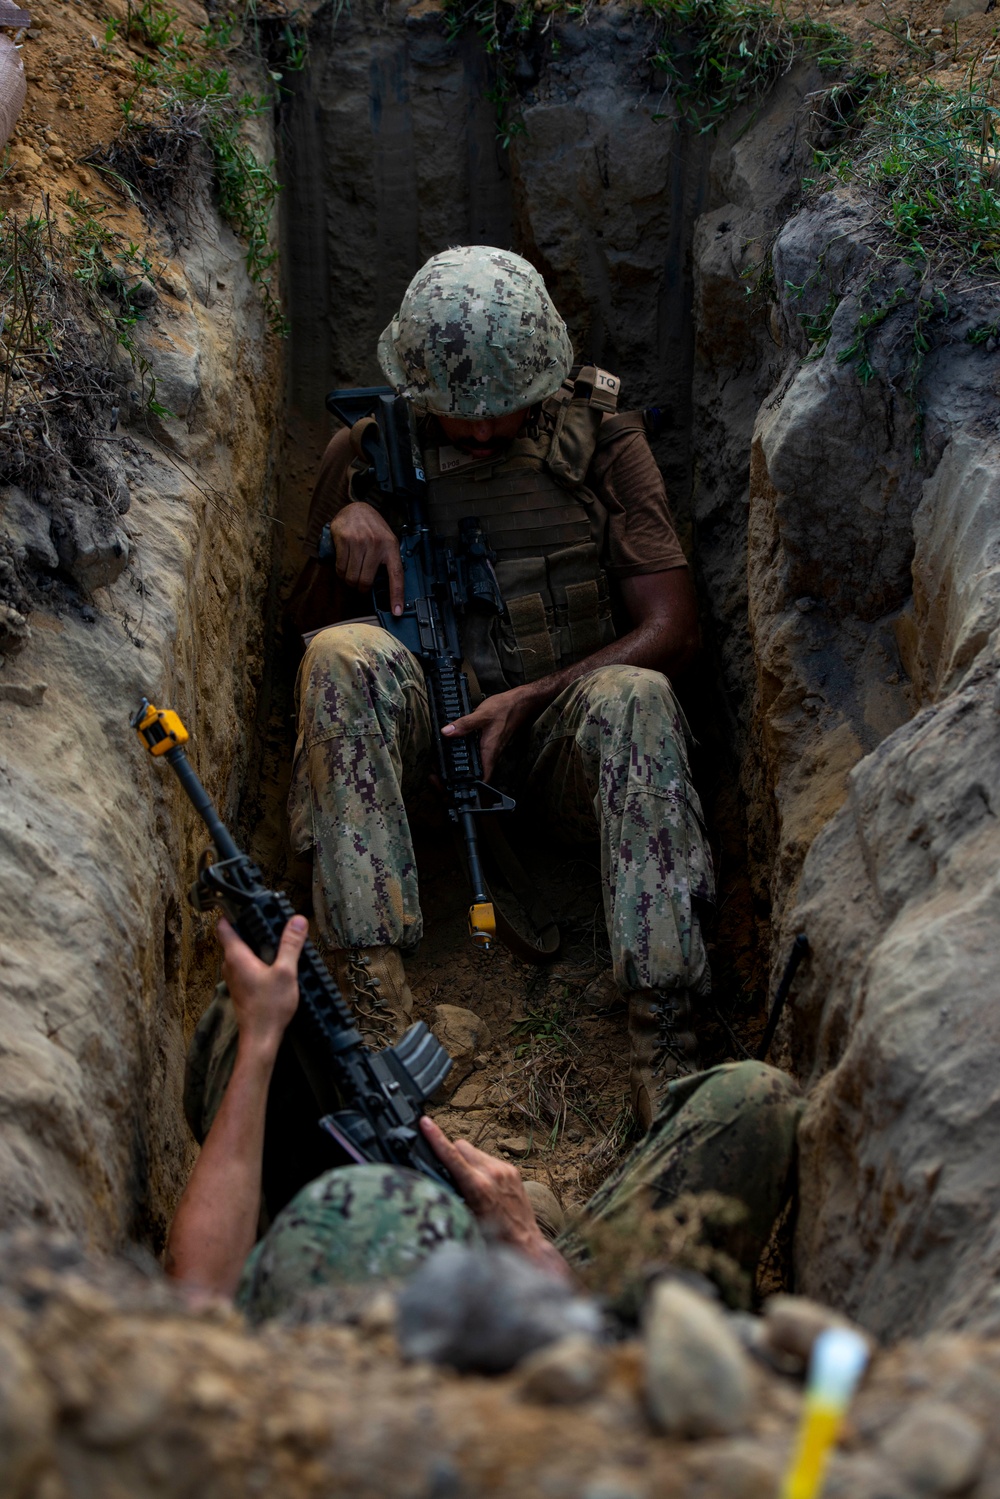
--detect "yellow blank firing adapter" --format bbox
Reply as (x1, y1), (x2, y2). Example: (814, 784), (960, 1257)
(780, 1327), (870, 1499)
(131, 697), (190, 756)
(468, 900), (496, 951)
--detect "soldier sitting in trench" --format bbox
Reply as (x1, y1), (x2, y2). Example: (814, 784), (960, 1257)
(167, 914), (802, 1318)
(284, 244), (715, 1133)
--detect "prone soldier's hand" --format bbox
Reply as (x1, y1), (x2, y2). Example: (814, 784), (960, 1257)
(419, 1116), (571, 1280)
(217, 914), (307, 1058)
(328, 502), (405, 616)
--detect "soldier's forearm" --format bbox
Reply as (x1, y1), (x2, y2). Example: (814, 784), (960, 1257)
(516, 612), (692, 723)
(164, 1040), (276, 1298)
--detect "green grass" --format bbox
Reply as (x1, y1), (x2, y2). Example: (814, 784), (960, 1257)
(0, 201), (167, 423)
(101, 0), (302, 334)
(443, 0), (850, 143)
(442, 0), (534, 146)
(817, 73), (1000, 275)
(648, 0), (850, 131)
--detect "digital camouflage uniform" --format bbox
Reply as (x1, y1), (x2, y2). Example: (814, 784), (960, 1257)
(234, 1061), (802, 1321)
(556, 1061), (803, 1271)
(288, 622), (713, 996)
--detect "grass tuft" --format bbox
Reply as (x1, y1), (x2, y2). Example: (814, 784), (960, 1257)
(96, 0), (306, 334)
(648, 0), (850, 132)
(816, 73), (1000, 277)
(570, 1189), (753, 1318)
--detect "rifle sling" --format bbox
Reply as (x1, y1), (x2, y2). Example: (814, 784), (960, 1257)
(477, 816), (561, 965)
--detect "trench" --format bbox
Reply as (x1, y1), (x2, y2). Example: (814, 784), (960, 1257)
(0, 0), (995, 1383)
(152, 0), (1000, 1336)
(234, 0), (779, 1219)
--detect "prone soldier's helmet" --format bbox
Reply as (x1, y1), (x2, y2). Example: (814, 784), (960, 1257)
(377, 246), (573, 419)
(236, 1164), (478, 1322)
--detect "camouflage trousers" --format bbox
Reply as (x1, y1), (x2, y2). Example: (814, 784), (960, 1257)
(234, 1060), (802, 1322)
(288, 623), (715, 995)
(556, 1060), (803, 1272)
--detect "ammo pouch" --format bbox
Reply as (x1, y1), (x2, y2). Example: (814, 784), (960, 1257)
(493, 545), (614, 685)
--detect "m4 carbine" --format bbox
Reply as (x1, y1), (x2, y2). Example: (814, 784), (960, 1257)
(325, 386), (515, 952)
(131, 698), (456, 1194)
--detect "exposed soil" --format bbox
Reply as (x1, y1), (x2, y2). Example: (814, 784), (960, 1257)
(9, 0), (998, 1252)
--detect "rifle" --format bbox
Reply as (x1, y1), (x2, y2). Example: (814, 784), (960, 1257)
(325, 386), (517, 952)
(131, 698), (456, 1194)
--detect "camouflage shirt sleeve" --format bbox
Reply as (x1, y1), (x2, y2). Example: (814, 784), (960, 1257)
(589, 420), (689, 580)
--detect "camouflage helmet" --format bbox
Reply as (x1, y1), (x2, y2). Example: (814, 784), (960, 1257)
(236, 1164), (478, 1322)
(377, 246), (574, 418)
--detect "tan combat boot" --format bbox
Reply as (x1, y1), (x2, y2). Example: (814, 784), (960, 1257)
(628, 989), (701, 1134)
(324, 945), (415, 1047)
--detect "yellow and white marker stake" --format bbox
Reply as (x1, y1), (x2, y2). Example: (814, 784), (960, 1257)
(779, 1327), (870, 1499)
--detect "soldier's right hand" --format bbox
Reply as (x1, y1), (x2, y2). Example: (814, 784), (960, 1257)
(328, 502), (405, 616)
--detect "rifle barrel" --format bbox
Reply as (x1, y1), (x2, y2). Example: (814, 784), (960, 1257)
(164, 745), (242, 864)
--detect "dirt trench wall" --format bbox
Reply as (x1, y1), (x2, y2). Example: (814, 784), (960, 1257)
(695, 112), (1000, 1329)
(278, 0), (512, 591)
(278, 0), (718, 584)
(0, 153), (280, 1249)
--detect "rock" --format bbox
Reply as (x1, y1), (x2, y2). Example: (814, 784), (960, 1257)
(52, 504), (129, 592)
(880, 1400), (985, 1495)
(497, 1134), (532, 1157)
(644, 1279), (754, 1438)
(763, 1294), (868, 1368)
(0, 602), (29, 654)
(686, 1440), (784, 1498)
(431, 1005), (493, 1089)
(943, 0), (988, 18)
(396, 1242), (602, 1373)
(518, 1333), (608, 1404)
(9, 144), (40, 176)
(0, 1325), (54, 1494)
(357, 1290), (397, 1337)
(523, 1180), (566, 1239)
(0, 486), (58, 570)
(790, 439), (1000, 1334)
(78, 1341), (177, 1448)
(127, 277), (158, 309)
(578, 1475), (645, 1499)
(448, 1077), (490, 1109)
(0, 683), (46, 706)
(910, 434), (1000, 699)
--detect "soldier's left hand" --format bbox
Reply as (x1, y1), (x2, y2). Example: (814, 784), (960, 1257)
(419, 1116), (565, 1272)
(440, 687), (533, 781)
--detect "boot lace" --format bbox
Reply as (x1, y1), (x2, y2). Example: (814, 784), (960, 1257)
(344, 951), (395, 1045)
(652, 991), (696, 1077)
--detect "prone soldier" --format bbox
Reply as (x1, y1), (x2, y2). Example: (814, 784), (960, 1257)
(169, 915), (802, 1319)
